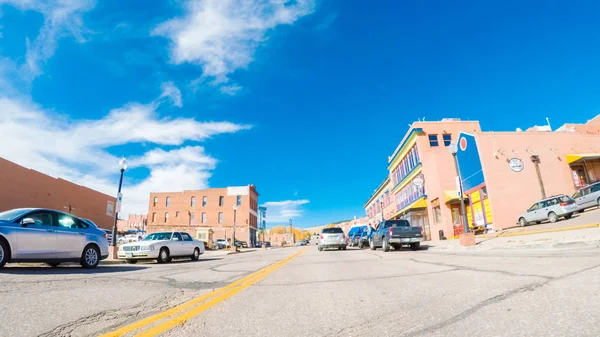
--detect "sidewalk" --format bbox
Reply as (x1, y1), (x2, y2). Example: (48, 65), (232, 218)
(427, 227), (600, 251)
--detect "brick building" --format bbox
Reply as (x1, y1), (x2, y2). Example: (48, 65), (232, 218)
(364, 115), (600, 241)
(147, 185), (259, 247)
(117, 214), (147, 233)
(0, 157), (116, 229)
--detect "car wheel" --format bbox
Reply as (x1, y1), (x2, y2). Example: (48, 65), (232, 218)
(597, 197), (600, 207)
(342, 246), (347, 250)
(578, 210), (585, 213)
(519, 217), (528, 227)
(191, 248), (200, 261)
(536, 221), (541, 224)
(392, 244), (401, 250)
(0, 239), (9, 268)
(157, 248), (170, 264)
(318, 246), (323, 251)
(357, 241), (363, 249)
(80, 245), (100, 269)
(548, 212), (558, 223)
(382, 239), (390, 252)
(564, 213), (573, 219)
(126, 259), (138, 264)
(410, 242), (420, 251)
(47, 263), (60, 268)
(369, 239), (376, 250)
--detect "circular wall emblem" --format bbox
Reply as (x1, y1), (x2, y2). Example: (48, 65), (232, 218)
(412, 177), (424, 187)
(508, 158), (524, 172)
(459, 137), (467, 151)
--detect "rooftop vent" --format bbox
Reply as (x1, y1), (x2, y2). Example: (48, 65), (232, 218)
(441, 118), (461, 121)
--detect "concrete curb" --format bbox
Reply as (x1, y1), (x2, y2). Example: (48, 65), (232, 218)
(478, 223), (600, 239)
(428, 239), (600, 252)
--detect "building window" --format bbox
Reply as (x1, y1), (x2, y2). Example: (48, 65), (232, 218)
(218, 212), (223, 223)
(442, 134), (452, 146)
(190, 212), (195, 224)
(153, 197), (158, 207)
(432, 198), (441, 223)
(166, 197), (171, 207)
(219, 196), (224, 206)
(202, 196), (207, 207)
(191, 196), (196, 207)
(175, 211), (180, 217)
(201, 212), (206, 223)
(236, 195), (242, 206)
(428, 134), (439, 147)
(152, 212), (156, 222)
(164, 212), (169, 223)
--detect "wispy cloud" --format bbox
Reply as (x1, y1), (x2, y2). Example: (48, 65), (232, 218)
(0, 91), (251, 215)
(262, 199), (310, 223)
(159, 81), (183, 107)
(153, 0), (315, 94)
(314, 11), (338, 31)
(1, 0), (96, 78)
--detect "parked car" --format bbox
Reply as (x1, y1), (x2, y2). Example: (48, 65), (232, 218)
(0, 208), (109, 268)
(255, 241), (271, 248)
(346, 225), (367, 247)
(517, 195), (577, 226)
(369, 219), (423, 251)
(318, 227), (347, 251)
(215, 239), (229, 249)
(118, 231), (204, 264)
(572, 183), (600, 212)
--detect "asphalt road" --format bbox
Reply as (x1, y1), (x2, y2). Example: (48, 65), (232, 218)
(1, 245), (599, 337)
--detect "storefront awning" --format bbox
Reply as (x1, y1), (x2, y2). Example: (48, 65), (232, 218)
(566, 153), (600, 165)
(390, 198), (427, 219)
(444, 190), (469, 205)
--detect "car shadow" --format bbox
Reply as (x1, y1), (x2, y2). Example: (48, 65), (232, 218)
(1, 265), (148, 275)
(132, 257), (224, 265)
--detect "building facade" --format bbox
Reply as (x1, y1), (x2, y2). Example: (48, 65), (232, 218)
(0, 157), (117, 229)
(147, 185), (259, 247)
(117, 214), (147, 234)
(364, 115), (600, 241)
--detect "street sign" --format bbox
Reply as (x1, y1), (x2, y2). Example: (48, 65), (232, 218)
(116, 193), (123, 213)
(455, 176), (461, 196)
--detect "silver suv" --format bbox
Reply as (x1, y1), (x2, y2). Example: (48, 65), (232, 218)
(517, 195), (578, 226)
(572, 182), (600, 212)
(318, 227), (346, 251)
(0, 208), (109, 268)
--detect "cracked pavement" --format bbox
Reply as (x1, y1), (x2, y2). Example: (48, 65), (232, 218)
(2, 246), (600, 337)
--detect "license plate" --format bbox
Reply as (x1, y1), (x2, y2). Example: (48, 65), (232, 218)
(125, 252), (132, 258)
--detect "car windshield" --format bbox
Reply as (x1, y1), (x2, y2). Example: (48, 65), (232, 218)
(322, 228), (343, 234)
(0, 208), (31, 221)
(143, 232), (173, 241)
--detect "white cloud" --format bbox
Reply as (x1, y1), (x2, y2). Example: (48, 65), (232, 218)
(153, 0), (315, 92)
(0, 93), (251, 215)
(262, 199), (310, 223)
(0, 0), (96, 77)
(159, 81), (183, 107)
(220, 84), (242, 96)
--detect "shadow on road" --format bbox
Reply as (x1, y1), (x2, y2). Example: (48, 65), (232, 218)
(132, 257), (224, 265)
(1, 265), (148, 275)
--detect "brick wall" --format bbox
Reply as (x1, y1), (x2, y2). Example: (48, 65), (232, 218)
(0, 157), (116, 229)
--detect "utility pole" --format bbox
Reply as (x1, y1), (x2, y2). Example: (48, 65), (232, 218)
(531, 155), (546, 199)
(232, 205), (238, 251)
(449, 143), (469, 234)
(63, 203), (75, 214)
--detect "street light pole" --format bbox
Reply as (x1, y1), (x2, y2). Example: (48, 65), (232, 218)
(449, 144), (469, 234)
(111, 158), (127, 247)
(232, 205), (237, 251)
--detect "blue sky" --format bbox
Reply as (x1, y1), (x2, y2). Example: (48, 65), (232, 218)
(1, 0), (600, 228)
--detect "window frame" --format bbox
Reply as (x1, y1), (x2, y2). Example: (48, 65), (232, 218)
(428, 134), (439, 147)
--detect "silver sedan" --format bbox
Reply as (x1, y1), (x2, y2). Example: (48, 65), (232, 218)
(0, 208), (109, 268)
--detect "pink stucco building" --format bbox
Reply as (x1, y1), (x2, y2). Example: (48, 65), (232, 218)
(365, 116), (600, 241)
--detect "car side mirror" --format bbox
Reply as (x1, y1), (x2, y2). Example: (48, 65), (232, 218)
(20, 218), (35, 226)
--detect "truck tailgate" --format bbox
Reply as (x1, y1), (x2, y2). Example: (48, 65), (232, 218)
(390, 226), (422, 238)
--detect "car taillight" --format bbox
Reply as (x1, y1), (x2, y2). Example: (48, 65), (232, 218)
(420, 227), (424, 234)
(103, 233), (107, 238)
(342, 234), (345, 239)
(560, 203), (568, 206)
(320, 235), (323, 239)
(389, 228), (393, 236)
